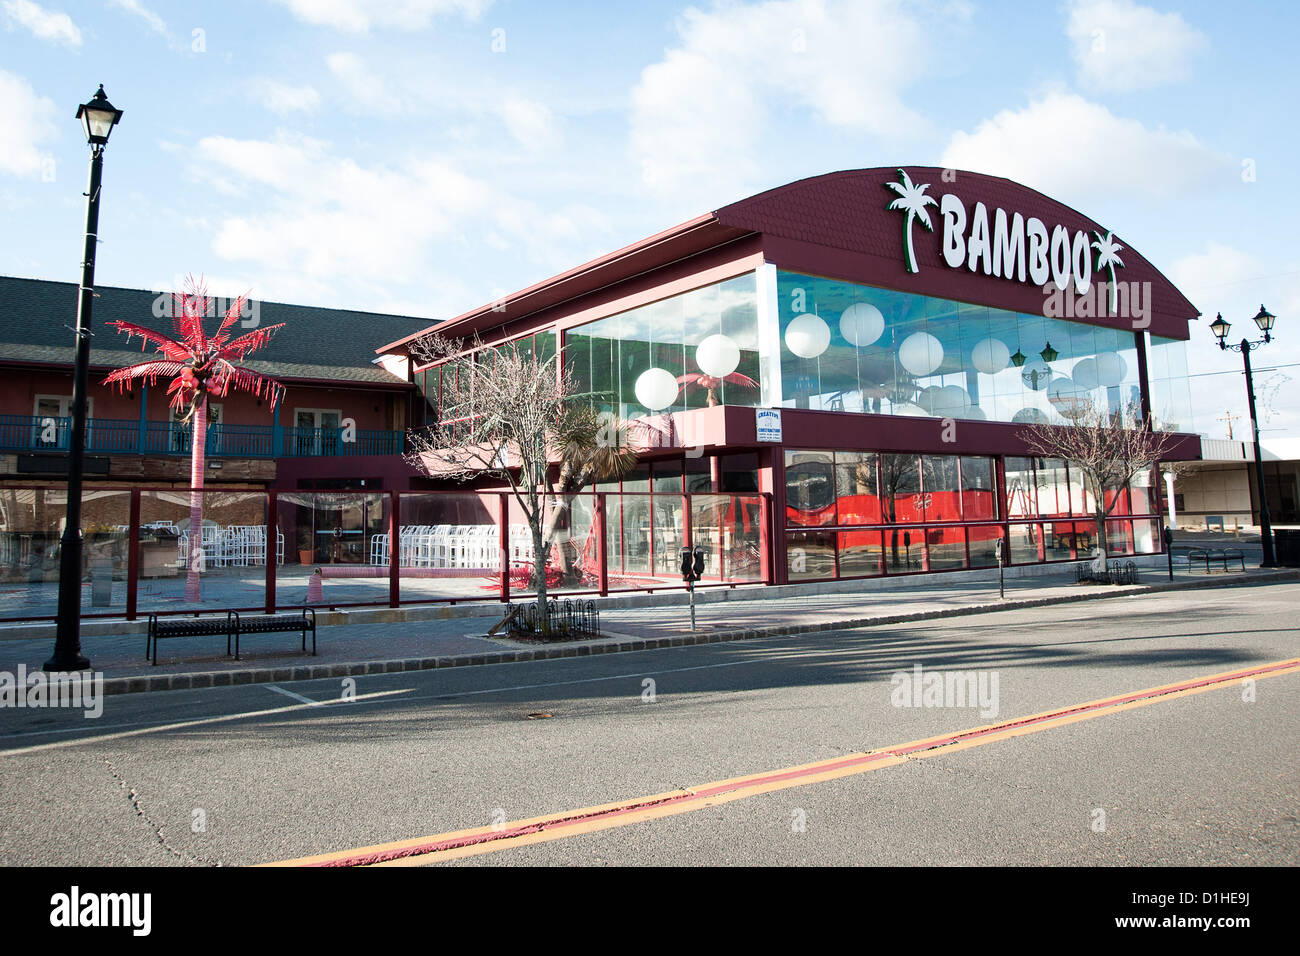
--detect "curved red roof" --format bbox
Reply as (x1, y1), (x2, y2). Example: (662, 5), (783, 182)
(381, 166), (1197, 353)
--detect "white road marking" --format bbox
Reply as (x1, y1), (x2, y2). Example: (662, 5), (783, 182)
(0, 688), (410, 756)
(266, 684), (317, 705)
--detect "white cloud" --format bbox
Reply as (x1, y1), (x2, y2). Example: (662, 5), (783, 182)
(1168, 243), (1262, 303)
(190, 132), (602, 295)
(108, 0), (167, 36)
(1066, 0), (1208, 92)
(939, 91), (1233, 204)
(497, 96), (559, 153)
(1, 0), (80, 46)
(327, 51), (401, 114)
(272, 0), (490, 33)
(249, 78), (321, 115)
(630, 0), (935, 199)
(0, 69), (58, 178)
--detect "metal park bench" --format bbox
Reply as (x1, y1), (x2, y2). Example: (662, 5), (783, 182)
(145, 608), (317, 664)
(229, 608), (316, 661)
(146, 612), (234, 666)
(1187, 548), (1246, 573)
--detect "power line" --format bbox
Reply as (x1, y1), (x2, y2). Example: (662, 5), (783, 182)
(1184, 363), (1299, 379)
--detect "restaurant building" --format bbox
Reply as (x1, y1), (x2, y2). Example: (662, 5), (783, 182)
(382, 167), (1202, 586)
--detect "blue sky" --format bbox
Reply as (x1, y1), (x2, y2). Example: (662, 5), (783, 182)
(1, 0), (1296, 441)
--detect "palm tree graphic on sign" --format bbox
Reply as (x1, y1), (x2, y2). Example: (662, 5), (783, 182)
(886, 168), (939, 274)
(1091, 230), (1125, 313)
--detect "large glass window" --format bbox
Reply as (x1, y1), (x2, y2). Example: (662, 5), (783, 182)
(565, 274), (760, 419)
(785, 450), (836, 526)
(1147, 336), (1195, 433)
(960, 457), (997, 520)
(775, 269), (1147, 426)
(835, 452), (880, 525)
(920, 456), (961, 523)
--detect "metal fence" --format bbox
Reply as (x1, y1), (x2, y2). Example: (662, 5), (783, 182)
(0, 485), (771, 623)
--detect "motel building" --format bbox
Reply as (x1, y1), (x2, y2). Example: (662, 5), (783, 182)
(382, 167), (1201, 590)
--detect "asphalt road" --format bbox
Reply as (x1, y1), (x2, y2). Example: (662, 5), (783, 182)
(1, 580), (1296, 867)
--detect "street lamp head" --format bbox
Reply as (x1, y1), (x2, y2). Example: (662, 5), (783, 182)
(75, 85), (122, 146)
(1209, 312), (1230, 349)
(1252, 304), (1275, 341)
(1010, 348), (1027, 368)
(1039, 341), (1059, 364)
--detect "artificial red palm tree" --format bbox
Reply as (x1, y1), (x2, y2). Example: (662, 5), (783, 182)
(103, 276), (285, 600)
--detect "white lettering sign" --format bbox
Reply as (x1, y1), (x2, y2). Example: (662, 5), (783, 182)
(886, 169), (1124, 307)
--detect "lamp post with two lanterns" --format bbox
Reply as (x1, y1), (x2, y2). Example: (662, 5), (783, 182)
(1209, 305), (1278, 568)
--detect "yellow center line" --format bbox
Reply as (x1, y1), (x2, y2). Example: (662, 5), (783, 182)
(263, 658), (1300, 867)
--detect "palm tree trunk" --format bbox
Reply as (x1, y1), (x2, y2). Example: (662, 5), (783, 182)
(903, 212), (917, 273)
(185, 396), (207, 602)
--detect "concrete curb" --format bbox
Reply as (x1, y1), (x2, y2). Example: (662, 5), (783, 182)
(0, 553), (1180, 642)
(94, 568), (1300, 697)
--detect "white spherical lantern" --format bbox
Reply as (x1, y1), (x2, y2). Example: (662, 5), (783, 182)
(695, 334), (740, 378)
(1020, 358), (1051, 390)
(891, 402), (929, 417)
(1095, 351), (1128, 387)
(785, 312), (830, 358)
(1047, 376), (1089, 414)
(839, 302), (885, 347)
(917, 385), (946, 415)
(1072, 357), (1099, 390)
(970, 337), (1010, 375)
(634, 367), (679, 411)
(1012, 407), (1050, 425)
(898, 332), (944, 377)
(940, 384), (972, 416)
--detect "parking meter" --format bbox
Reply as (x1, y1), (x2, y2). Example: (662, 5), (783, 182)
(681, 547), (704, 632)
(1163, 526), (1174, 580)
(994, 537), (1005, 599)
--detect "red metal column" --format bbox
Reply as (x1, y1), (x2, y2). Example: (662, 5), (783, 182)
(388, 490), (399, 608)
(758, 493), (771, 584)
(764, 448), (789, 585)
(498, 492), (510, 602)
(125, 489), (140, 621)
(595, 492), (609, 596)
(265, 490), (277, 613)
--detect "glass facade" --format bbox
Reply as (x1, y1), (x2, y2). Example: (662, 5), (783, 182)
(402, 259), (1186, 588)
(785, 452), (1001, 579)
(1147, 335), (1194, 433)
(417, 267), (1190, 437)
(783, 450), (1159, 581)
(565, 274), (761, 418)
(775, 269), (1143, 425)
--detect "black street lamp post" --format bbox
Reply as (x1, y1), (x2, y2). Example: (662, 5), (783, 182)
(45, 86), (123, 673)
(1210, 305), (1278, 568)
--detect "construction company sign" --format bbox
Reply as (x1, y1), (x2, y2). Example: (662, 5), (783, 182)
(885, 168), (1126, 312)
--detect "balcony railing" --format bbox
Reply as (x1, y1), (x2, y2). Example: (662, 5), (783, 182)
(0, 415), (403, 459)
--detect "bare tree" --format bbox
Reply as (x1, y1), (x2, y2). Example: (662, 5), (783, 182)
(404, 332), (634, 626)
(1022, 399), (1175, 571)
